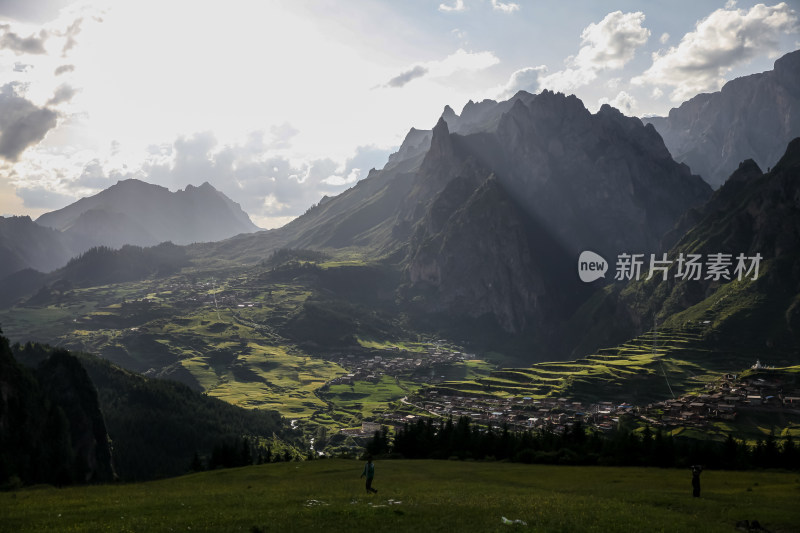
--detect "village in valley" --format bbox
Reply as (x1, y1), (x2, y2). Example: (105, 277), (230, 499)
(330, 347), (800, 440)
(46, 274), (799, 446)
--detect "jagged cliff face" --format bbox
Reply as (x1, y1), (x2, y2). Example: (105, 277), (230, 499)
(577, 138), (800, 356)
(401, 92), (710, 340)
(404, 175), (551, 333)
(645, 49), (800, 188)
(474, 92), (711, 257)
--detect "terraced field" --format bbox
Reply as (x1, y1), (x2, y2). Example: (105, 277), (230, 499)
(427, 322), (764, 404)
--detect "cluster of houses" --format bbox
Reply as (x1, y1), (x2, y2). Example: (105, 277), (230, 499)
(643, 366), (800, 429)
(126, 279), (267, 310)
(348, 361), (800, 438)
(325, 347), (469, 386)
(383, 392), (627, 434)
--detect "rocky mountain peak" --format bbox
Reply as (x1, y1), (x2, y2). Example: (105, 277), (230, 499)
(34, 178), (260, 253)
(644, 49), (800, 188)
(418, 116), (460, 182)
(772, 136), (800, 173)
(429, 116), (451, 149)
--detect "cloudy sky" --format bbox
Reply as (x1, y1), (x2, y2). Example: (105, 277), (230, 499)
(0, 0), (797, 228)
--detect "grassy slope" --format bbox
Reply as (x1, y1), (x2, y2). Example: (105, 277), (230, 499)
(3, 460), (799, 533)
(0, 267), (349, 420)
(322, 375), (416, 419)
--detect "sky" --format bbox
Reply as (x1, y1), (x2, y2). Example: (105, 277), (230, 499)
(0, 0), (797, 229)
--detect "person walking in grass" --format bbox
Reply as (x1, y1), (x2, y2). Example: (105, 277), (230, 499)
(361, 456), (378, 493)
(691, 465), (703, 497)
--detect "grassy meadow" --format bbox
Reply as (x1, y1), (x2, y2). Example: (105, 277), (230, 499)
(3, 460), (799, 533)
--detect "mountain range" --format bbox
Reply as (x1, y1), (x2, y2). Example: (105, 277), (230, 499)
(1, 50), (799, 363)
(0, 180), (259, 278)
(190, 88), (712, 357)
(2, 50), (799, 486)
(37, 179), (260, 248)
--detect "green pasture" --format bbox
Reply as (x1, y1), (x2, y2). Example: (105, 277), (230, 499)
(323, 375), (417, 418)
(206, 342), (346, 417)
(356, 337), (430, 353)
(3, 460), (799, 533)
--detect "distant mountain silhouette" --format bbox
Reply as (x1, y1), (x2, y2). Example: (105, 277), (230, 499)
(0, 180), (260, 281)
(645, 49), (800, 188)
(36, 179), (260, 250)
(0, 215), (75, 278)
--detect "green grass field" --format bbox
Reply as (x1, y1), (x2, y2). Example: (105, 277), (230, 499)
(3, 460), (799, 533)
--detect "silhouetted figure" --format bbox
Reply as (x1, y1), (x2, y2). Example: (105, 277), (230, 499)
(361, 457), (378, 493)
(691, 465), (702, 497)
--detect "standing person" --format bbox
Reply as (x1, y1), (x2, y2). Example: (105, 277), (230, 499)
(361, 456), (378, 493)
(691, 465), (702, 497)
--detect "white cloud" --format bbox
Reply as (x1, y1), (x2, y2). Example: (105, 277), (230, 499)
(433, 48), (500, 76)
(439, 0), (466, 12)
(493, 65), (547, 99)
(385, 65), (429, 88)
(8, 128), (395, 229)
(262, 193), (289, 212)
(267, 122), (300, 150)
(57, 17), (84, 56)
(598, 90), (637, 114)
(533, 11), (649, 94)
(660, 32), (670, 44)
(0, 82), (58, 162)
(491, 0), (520, 14)
(538, 66), (598, 93)
(0, 24), (49, 55)
(633, 2), (799, 101)
(54, 64), (75, 75)
(323, 168), (361, 186)
(573, 11), (650, 71)
(451, 28), (467, 42)
(383, 48), (499, 88)
(45, 83), (77, 106)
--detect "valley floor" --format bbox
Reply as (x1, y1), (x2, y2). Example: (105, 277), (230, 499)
(3, 460), (799, 533)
